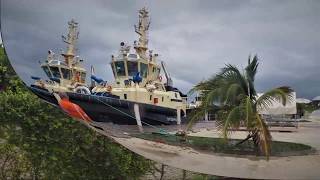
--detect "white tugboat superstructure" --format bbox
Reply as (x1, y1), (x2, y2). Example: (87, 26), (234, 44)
(92, 8), (187, 115)
(32, 19), (89, 95)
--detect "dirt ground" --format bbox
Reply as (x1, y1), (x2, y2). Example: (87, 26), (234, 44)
(112, 118), (320, 179)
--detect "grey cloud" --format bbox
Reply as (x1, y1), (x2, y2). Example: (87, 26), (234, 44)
(1, 0), (320, 98)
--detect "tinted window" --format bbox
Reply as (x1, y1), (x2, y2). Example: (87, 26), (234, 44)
(111, 63), (116, 77)
(75, 72), (81, 82)
(155, 68), (161, 77)
(49, 67), (61, 78)
(128, 54), (137, 58)
(42, 66), (52, 78)
(140, 63), (148, 78)
(50, 60), (59, 65)
(127, 61), (138, 76)
(61, 68), (71, 80)
(81, 72), (86, 83)
(115, 61), (126, 76)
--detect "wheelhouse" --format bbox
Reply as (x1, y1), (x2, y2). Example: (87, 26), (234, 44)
(111, 52), (161, 86)
(41, 59), (86, 84)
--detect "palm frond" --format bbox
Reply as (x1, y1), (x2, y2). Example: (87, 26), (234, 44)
(186, 108), (206, 131)
(245, 55), (259, 83)
(189, 81), (210, 95)
(202, 89), (221, 108)
(253, 114), (272, 159)
(216, 106), (241, 139)
(277, 86), (294, 95)
(244, 96), (254, 129)
(219, 64), (242, 77)
(189, 76), (222, 96)
(224, 83), (244, 104)
(245, 55), (259, 98)
(219, 65), (249, 97)
(188, 86), (198, 96)
(255, 86), (294, 110)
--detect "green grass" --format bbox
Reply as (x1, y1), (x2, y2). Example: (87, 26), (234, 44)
(191, 174), (220, 180)
(133, 133), (315, 157)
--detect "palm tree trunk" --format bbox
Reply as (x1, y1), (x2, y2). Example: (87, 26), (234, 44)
(235, 133), (252, 146)
(251, 128), (262, 155)
(235, 129), (259, 147)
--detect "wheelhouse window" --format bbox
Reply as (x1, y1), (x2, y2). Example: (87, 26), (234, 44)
(49, 66), (61, 78)
(42, 66), (52, 78)
(114, 61), (126, 76)
(140, 63), (148, 78)
(128, 54), (137, 59)
(81, 72), (86, 83)
(127, 61), (138, 76)
(111, 63), (116, 77)
(50, 60), (60, 65)
(61, 68), (71, 80)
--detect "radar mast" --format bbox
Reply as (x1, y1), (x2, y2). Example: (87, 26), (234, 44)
(62, 19), (79, 67)
(134, 7), (150, 59)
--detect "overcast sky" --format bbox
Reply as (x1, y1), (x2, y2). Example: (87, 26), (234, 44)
(1, 0), (320, 99)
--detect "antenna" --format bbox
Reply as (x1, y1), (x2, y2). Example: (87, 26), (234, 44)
(61, 19), (79, 67)
(134, 7), (150, 58)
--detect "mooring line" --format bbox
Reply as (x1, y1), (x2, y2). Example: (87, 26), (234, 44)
(92, 95), (168, 133)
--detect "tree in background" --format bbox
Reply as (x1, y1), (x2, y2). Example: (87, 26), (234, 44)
(0, 43), (20, 92)
(0, 143), (31, 179)
(189, 55), (293, 158)
(0, 46), (153, 179)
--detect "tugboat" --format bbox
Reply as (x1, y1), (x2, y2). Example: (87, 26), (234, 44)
(30, 8), (188, 127)
(88, 7), (187, 122)
(30, 19), (90, 105)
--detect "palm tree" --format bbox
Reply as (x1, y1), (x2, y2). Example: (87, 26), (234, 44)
(188, 55), (293, 158)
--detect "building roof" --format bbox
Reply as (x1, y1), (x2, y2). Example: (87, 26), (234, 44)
(312, 96), (320, 101)
(296, 98), (311, 104)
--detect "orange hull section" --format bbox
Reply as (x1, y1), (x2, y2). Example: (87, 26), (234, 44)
(58, 98), (92, 122)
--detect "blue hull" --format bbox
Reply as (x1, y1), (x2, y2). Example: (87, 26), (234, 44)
(29, 85), (187, 125)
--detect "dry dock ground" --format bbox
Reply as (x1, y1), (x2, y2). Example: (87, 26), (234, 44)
(110, 117), (320, 180)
